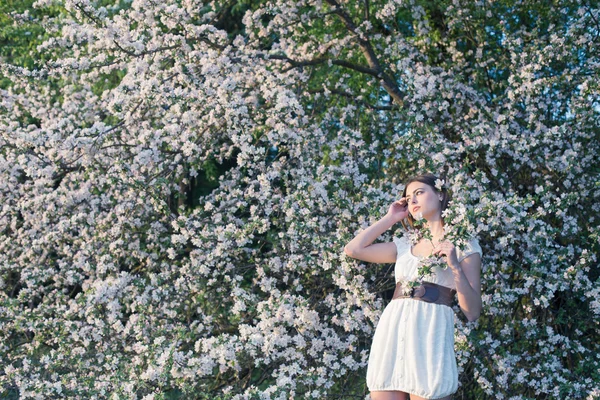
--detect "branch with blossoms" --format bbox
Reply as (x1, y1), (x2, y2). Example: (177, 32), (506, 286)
(322, 0), (406, 104)
(403, 179), (479, 289)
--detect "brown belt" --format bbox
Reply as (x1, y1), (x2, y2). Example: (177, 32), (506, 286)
(392, 281), (456, 307)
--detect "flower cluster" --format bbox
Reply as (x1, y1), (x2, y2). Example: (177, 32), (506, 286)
(434, 178), (445, 192)
(404, 192), (477, 288)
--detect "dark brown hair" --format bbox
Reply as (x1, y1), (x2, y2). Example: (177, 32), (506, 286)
(400, 173), (451, 230)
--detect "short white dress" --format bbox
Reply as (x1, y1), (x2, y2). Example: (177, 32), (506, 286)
(366, 235), (483, 399)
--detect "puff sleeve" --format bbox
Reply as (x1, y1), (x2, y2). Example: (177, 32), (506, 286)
(392, 236), (409, 259)
(457, 238), (483, 263)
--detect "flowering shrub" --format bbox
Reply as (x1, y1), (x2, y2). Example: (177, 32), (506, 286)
(1, 0), (599, 399)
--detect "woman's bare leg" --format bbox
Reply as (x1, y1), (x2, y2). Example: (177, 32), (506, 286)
(409, 395), (452, 400)
(370, 391), (409, 400)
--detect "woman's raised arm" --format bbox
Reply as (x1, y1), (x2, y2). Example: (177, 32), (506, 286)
(344, 199), (408, 264)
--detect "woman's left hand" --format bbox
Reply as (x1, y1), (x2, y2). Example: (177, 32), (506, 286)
(433, 241), (460, 271)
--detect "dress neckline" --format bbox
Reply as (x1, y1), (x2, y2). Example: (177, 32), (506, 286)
(408, 236), (445, 259)
(409, 244), (425, 259)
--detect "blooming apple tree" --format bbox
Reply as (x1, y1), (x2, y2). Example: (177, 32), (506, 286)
(1, 0), (599, 398)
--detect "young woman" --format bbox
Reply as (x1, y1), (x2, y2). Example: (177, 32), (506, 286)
(344, 173), (483, 400)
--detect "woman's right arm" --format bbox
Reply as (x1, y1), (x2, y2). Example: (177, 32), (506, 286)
(344, 196), (409, 263)
(344, 214), (398, 263)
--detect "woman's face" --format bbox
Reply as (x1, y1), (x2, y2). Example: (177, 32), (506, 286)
(404, 182), (441, 221)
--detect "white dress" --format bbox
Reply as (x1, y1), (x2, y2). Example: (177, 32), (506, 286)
(366, 235), (483, 399)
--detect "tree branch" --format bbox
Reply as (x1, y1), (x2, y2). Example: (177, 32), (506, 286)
(323, 0), (404, 106)
(269, 54), (378, 76)
(307, 88), (400, 111)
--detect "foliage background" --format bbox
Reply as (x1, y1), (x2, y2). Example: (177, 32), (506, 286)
(1, 0), (599, 398)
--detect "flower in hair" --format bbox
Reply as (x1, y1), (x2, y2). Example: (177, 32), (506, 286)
(434, 179), (445, 191)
